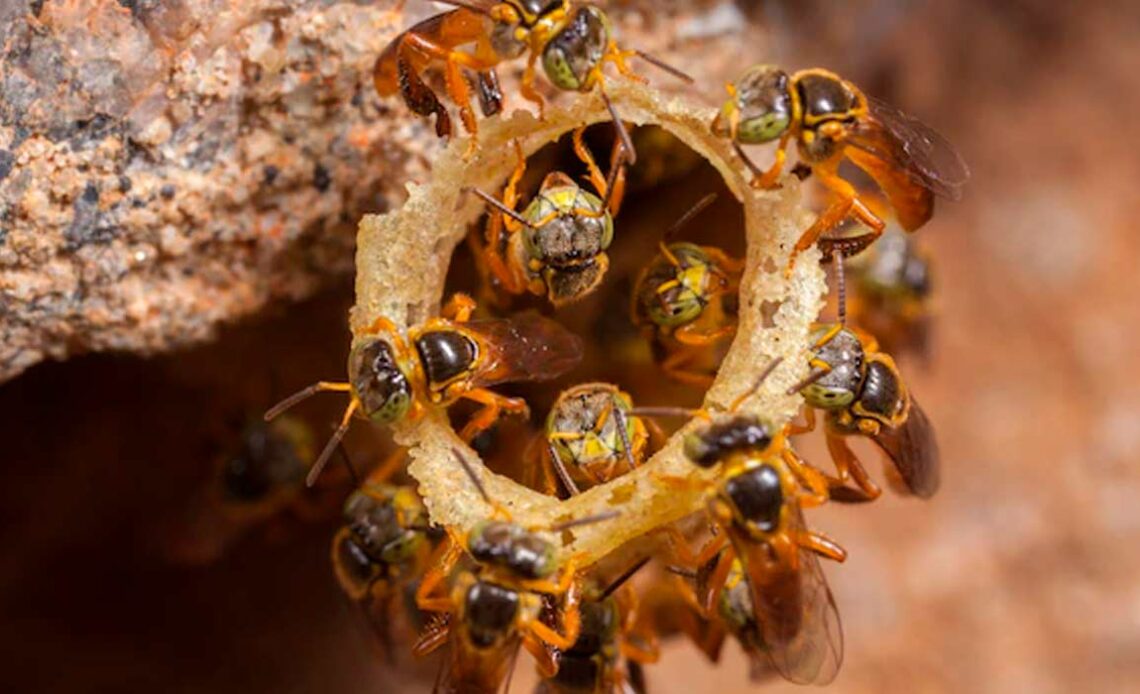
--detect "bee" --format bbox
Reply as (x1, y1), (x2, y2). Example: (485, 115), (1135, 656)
(331, 483), (437, 654)
(265, 293), (582, 486)
(219, 415), (314, 509)
(413, 449), (620, 691)
(467, 127), (626, 308)
(712, 65), (968, 275)
(789, 322), (940, 502)
(374, 1), (689, 149)
(637, 359), (848, 685)
(534, 382), (657, 496)
(164, 416), (323, 565)
(846, 225), (934, 360)
(535, 559), (659, 694)
(631, 194), (743, 387)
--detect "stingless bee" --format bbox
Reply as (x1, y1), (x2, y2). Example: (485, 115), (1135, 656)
(712, 65), (968, 276)
(532, 382), (658, 496)
(846, 224), (935, 361)
(631, 194), (743, 387)
(467, 127), (627, 307)
(331, 482), (439, 655)
(535, 559), (659, 694)
(789, 321), (941, 502)
(375, 0), (690, 151)
(265, 293), (582, 486)
(634, 359), (847, 685)
(413, 449), (621, 691)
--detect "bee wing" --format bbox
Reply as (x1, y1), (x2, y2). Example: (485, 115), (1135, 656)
(873, 395), (941, 498)
(738, 510), (844, 685)
(438, 637), (520, 694)
(850, 96), (970, 202)
(465, 312), (584, 387)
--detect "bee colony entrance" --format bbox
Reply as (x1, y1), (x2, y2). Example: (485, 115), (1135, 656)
(353, 80), (827, 566)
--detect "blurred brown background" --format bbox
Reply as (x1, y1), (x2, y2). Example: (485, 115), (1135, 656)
(3, 0), (1139, 692)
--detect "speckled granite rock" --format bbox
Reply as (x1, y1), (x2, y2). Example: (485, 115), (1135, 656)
(0, 0), (755, 382)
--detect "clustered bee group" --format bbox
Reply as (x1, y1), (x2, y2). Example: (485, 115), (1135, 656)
(260, 2), (969, 691)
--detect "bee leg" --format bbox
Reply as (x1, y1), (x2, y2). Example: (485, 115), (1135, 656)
(786, 165), (885, 278)
(798, 530), (848, 563)
(786, 405), (816, 436)
(366, 447), (409, 484)
(781, 449), (833, 507)
(672, 322), (736, 347)
(394, 46), (452, 138)
(520, 53), (546, 117)
(738, 132), (791, 190)
(603, 42), (647, 84)
(411, 615), (452, 657)
(415, 540), (461, 613)
(440, 292), (476, 322)
(476, 142), (529, 295)
(825, 432), (882, 502)
(523, 636), (561, 678)
(616, 586), (661, 665)
(660, 346), (716, 388)
(457, 388), (529, 441)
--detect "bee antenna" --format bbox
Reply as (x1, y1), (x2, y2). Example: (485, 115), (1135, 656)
(626, 406), (698, 419)
(835, 252), (847, 327)
(451, 447), (493, 505)
(463, 186), (535, 229)
(264, 381), (351, 421)
(612, 407), (638, 470)
(547, 440), (583, 497)
(335, 441), (361, 487)
(600, 557), (651, 599)
(306, 400), (359, 487)
(664, 193), (718, 241)
(632, 49), (695, 84)
(548, 509), (621, 533)
(729, 356), (785, 412)
(600, 89), (637, 165)
(787, 368), (829, 396)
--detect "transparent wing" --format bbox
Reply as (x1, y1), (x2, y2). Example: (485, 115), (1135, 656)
(873, 395), (941, 498)
(465, 311), (584, 387)
(850, 96), (970, 201)
(738, 508), (843, 685)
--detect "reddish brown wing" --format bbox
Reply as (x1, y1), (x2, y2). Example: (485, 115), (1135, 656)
(873, 395), (941, 498)
(737, 509), (843, 685)
(850, 96), (970, 202)
(465, 311), (584, 387)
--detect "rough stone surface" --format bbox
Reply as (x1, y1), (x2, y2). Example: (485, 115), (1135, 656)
(0, 0), (754, 383)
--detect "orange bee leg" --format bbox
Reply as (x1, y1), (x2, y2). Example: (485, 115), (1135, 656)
(747, 132), (792, 190)
(785, 165), (885, 278)
(672, 321), (736, 347)
(825, 431), (882, 502)
(440, 292), (477, 322)
(660, 345), (717, 388)
(602, 42), (646, 84)
(702, 246), (746, 276)
(457, 388), (530, 441)
(412, 616), (452, 657)
(415, 540), (461, 613)
(388, 43), (452, 138)
(366, 447), (409, 485)
(520, 52), (546, 117)
(786, 405), (816, 436)
(781, 448), (832, 507)
(523, 635), (561, 678)
(798, 530), (848, 563)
